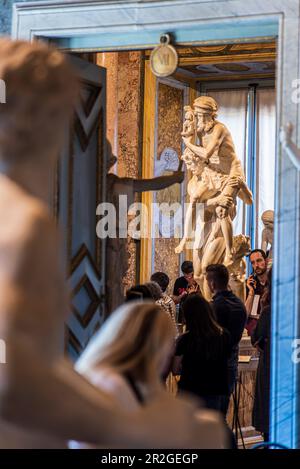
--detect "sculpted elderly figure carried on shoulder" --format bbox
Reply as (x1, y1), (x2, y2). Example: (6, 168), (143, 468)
(175, 96), (253, 293)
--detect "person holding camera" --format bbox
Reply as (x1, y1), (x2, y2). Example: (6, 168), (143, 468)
(172, 261), (195, 304)
(245, 249), (268, 335)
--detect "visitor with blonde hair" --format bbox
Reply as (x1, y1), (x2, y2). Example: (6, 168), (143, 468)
(70, 301), (176, 448)
(76, 301), (175, 405)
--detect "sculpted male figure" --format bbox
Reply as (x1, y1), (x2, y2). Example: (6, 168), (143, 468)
(106, 145), (184, 314)
(0, 39), (214, 449)
(175, 97), (252, 288)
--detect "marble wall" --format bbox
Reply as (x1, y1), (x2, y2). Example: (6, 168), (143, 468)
(117, 51), (143, 291)
(98, 51), (143, 293)
(154, 82), (184, 292)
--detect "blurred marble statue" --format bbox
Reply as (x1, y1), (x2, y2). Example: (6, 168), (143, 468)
(175, 96), (253, 296)
(0, 38), (217, 449)
(106, 143), (184, 314)
(228, 234), (251, 302)
(261, 209), (274, 259)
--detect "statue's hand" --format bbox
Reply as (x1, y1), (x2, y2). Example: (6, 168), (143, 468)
(182, 136), (190, 146)
(208, 194), (233, 208)
(182, 136), (196, 148)
(181, 129), (193, 137)
(217, 194), (233, 208)
(227, 176), (243, 189)
(175, 239), (186, 254)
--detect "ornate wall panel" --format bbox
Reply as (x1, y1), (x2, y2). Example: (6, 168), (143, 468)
(59, 56), (106, 360)
(141, 68), (189, 286)
(117, 51), (143, 291)
(154, 81), (185, 292)
(97, 51), (143, 293)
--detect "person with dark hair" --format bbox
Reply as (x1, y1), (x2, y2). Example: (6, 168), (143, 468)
(206, 264), (247, 416)
(151, 272), (170, 292)
(172, 294), (231, 411)
(251, 268), (272, 442)
(245, 249), (269, 335)
(248, 248), (267, 260)
(151, 272), (176, 327)
(206, 264), (229, 290)
(172, 261), (194, 304)
(144, 281), (163, 301)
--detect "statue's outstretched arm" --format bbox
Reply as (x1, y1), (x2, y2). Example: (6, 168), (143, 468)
(133, 171), (184, 193)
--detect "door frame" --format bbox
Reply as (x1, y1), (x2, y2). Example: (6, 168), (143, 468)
(12, 0), (300, 448)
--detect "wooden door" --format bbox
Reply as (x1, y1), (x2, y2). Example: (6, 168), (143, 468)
(58, 55), (107, 361)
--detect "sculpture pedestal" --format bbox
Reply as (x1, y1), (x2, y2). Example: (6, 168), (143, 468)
(227, 335), (261, 447)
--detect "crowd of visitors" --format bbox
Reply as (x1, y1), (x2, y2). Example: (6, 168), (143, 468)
(74, 249), (272, 449)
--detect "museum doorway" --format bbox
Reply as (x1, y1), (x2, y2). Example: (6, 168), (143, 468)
(59, 42), (277, 446)
(71, 44), (276, 444)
